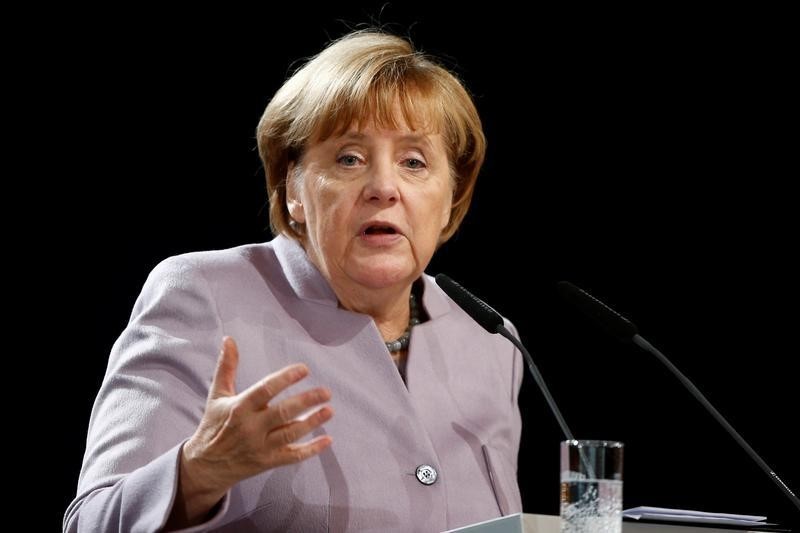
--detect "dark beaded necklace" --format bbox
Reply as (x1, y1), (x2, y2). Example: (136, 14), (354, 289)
(385, 293), (420, 353)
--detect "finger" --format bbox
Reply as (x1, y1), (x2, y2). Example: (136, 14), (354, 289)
(280, 434), (334, 465)
(266, 405), (334, 448)
(242, 363), (310, 410)
(209, 336), (239, 399)
(264, 387), (332, 428)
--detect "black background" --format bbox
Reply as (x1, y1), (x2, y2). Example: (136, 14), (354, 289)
(43, 3), (797, 530)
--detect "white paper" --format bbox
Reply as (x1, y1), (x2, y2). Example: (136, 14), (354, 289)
(623, 506), (773, 527)
(442, 512), (523, 533)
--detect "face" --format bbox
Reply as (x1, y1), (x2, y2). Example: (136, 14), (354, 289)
(286, 123), (453, 293)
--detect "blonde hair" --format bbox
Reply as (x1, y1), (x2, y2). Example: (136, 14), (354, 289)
(256, 29), (486, 243)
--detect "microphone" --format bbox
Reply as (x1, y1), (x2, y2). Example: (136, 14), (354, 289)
(435, 274), (575, 441)
(557, 281), (800, 511)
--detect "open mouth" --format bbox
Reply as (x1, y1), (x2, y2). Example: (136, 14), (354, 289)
(363, 225), (398, 235)
(359, 221), (402, 237)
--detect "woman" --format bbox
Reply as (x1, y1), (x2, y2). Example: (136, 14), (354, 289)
(65, 30), (523, 532)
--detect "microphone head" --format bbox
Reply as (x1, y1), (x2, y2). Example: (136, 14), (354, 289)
(557, 281), (639, 342)
(435, 274), (504, 334)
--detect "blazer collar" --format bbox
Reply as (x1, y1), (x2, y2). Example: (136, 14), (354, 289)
(272, 233), (452, 319)
(419, 274), (452, 321)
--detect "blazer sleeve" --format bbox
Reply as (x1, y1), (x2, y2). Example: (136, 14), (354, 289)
(64, 255), (231, 533)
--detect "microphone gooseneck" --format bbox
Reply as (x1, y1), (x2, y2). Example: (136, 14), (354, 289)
(558, 281), (800, 511)
(557, 281), (638, 342)
(435, 274), (575, 442)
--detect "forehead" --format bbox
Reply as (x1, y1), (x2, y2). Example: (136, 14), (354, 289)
(324, 126), (442, 148)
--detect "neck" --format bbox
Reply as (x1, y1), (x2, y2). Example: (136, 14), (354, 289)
(335, 283), (413, 342)
(298, 239), (417, 341)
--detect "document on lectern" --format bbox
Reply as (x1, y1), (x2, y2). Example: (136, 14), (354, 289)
(623, 506), (773, 527)
(443, 513), (524, 533)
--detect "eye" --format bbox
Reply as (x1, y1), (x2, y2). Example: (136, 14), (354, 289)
(403, 158), (426, 170)
(336, 154), (361, 167)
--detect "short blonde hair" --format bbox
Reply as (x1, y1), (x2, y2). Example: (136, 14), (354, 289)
(256, 29), (486, 243)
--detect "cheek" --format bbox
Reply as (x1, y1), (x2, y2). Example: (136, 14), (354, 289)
(308, 182), (354, 231)
(301, 176), (331, 218)
(431, 184), (453, 231)
(440, 196), (452, 229)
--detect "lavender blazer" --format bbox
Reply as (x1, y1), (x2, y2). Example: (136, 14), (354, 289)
(65, 235), (523, 532)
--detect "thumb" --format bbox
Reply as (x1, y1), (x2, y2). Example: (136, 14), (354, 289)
(209, 336), (239, 399)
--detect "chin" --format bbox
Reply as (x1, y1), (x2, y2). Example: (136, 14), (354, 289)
(348, 261), (415, 290)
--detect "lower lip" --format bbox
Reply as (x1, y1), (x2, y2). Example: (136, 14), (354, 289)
(359, 232), (402, 247)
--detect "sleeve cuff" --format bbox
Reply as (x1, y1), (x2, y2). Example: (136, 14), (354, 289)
(123, 440), (231, 532)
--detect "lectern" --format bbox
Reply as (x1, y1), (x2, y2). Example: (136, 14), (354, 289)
(444, 513), (784, 533)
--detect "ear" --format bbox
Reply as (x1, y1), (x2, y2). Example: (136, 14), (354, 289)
(286, 162), (306, 224)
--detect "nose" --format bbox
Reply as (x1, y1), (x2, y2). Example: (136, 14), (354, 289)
(361, 158), (399, 205)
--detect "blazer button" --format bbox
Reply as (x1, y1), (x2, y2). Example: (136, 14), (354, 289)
(415, 464), (438, 485)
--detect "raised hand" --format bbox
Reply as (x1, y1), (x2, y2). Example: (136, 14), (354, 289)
(167, 336), (333, 527)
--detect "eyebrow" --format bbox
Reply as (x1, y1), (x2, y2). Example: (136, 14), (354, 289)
(333, 131), (434, 149)
(336, 132), (434, 145)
